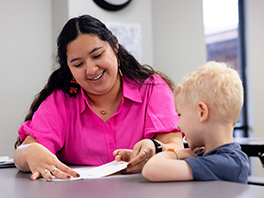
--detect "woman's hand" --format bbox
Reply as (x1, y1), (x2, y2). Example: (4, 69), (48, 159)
(13, 136), (80, 181)
(113, 139), (155, 174)
(113, 131), (183, 174)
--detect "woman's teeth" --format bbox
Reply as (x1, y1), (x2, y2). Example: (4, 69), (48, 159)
(92, 72), (103, 80)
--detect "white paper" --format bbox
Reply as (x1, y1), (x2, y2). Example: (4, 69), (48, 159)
(43, 160), (129, 182)
(83, 160), (128, 177)
(0, 157), (15, 168)
(0, 156), (9, 163)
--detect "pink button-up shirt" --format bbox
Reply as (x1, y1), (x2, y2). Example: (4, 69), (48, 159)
(19, 75), (179, 165)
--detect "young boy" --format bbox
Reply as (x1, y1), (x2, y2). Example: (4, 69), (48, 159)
(142, 61), (250, 184)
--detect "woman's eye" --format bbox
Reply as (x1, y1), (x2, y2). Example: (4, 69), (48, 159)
(178, 114), (181, 117)
(94, 53), (102, 59)
(74, 63), (83, 67)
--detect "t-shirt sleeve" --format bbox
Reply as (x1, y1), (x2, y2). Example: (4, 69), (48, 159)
(144, 75), (180, 138)
(185, 152), (249, 183)
(18, 90), (67, 154)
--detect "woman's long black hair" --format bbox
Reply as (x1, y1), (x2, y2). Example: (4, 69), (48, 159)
(15, 15), (175, 148)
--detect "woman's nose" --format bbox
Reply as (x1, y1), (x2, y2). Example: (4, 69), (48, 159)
(85, 61), (98, 76)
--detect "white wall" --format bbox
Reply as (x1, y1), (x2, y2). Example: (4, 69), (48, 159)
(0, 0), (52, 157)
(152, 0), (206, 84)
(51, 0), (69, 69)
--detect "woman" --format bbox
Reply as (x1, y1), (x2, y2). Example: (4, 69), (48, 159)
(13, 14), (183, 181)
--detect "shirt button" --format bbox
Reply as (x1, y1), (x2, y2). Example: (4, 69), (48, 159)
(109, 143), (114, 149)
(108, 120), (111, 124)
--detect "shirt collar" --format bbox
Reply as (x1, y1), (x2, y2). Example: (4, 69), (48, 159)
(122, 77), (142, 103)
(79, 77), (143, 114)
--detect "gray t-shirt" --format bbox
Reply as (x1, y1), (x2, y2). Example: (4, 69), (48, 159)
(185, 142), (249, 183)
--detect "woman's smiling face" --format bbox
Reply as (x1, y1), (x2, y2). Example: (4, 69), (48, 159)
(66, 34), (119, 96)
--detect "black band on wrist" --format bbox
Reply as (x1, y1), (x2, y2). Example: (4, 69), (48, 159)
(149, 138), (162, 154)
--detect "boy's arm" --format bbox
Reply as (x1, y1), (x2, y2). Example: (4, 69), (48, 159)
(142, 149), (195, 182)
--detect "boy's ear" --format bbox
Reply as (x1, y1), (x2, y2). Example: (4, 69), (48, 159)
(197, 101), (208, 123)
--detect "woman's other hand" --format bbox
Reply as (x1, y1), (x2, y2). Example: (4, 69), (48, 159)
(113, 139), (155, 174)
(113, 131), (183, 174)
(13, 136), (80, 181)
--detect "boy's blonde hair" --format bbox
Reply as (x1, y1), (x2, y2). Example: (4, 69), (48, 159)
(175, 61), (243, 126)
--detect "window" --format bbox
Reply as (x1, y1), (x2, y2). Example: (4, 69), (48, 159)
(203, 0), (248, 137)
